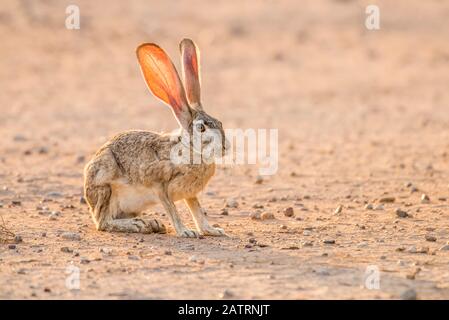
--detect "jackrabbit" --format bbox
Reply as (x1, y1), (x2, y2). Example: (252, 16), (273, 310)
(83, 39), (228, 237)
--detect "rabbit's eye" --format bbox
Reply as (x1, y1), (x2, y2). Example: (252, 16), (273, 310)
(196, 123), (206, 133)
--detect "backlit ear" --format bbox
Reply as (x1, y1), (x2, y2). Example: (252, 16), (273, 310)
(180, 38), (202, 111)
(136, 43), (192, 128)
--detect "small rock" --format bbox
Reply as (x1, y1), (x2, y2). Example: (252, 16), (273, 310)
(254, 175), (263, 184)
(80, 257), (90, 264)
(379, 197), (396, 203)
(407, 246), (417, 253)
(220, 208), (229, 216)
(11, 200), (22, 206)
(334, 205), (343, 214)
(439, 244), (449, 251)
(46, 191), (63, 198)
(364, 204), (374, 210)
(8, 244), (16, 250)
(250, 212), (261, 220)
(14, 235), (23, 243)
(400, 288), (417, 300)
(164, 250), (172, 255)
(60, 247), (73, 253)
(395, 208), (409, 218)
(303, 230), (312, 236)
(100, 248), (113, 255)
(17, 268), (27, 275)
(38, 146), (49, 154)
(283, 207), (294, 217)
(61, 232), (81, 241)
(252, 203), (264, 209)
(410, 186), (419, 193)
(80, 197), (87, 204)
(425, 234), (437, 242)
(76, 155), (86, 163)
(421, 194), (430, 204)
(248, 238), (257, 244)
(219, 289), (233, 299)
(374, 204), (385, 211)
(323, 239), (335, 244)
(280, 225), (288, 230)
(226, 198), (239, 208)
(301, 241), (313, 247)
(13, 134), (28, 142)
(260, 212), (275, 220)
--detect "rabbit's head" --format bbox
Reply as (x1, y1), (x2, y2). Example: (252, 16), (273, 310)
(137, 39), (228, 160)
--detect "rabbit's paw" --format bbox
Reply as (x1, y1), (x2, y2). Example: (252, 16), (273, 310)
(177, 228), (200, 238)
(201, 226), (227, 237)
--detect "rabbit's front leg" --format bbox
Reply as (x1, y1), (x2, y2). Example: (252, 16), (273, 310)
(185, 197), (227, 236)
(158, 191), (199, 238)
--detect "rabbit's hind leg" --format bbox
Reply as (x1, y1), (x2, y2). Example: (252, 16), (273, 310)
(85, 185), (166, 234)
(102, 217), (166, 234)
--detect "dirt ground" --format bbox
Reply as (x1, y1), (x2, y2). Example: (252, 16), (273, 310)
(1, 0), (449, 299)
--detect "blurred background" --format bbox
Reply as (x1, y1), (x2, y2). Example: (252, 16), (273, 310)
(1, 0), (449, 182)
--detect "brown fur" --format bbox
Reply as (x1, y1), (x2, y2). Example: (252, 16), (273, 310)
(83, 39), (227, 237)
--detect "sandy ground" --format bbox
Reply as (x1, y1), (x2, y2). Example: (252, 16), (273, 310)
(1, 0), (449, 299)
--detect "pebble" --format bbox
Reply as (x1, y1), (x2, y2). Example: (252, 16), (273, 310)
(252, 203), (264, 209)
(395, 208), (409, 218)
(364, 204), (374, 210)
(374, 204), (385, 211)
(8, 244), (16, 250)
(100, 248), (113, 255)
(80, 257), (90, 264)
(323, 239), (335, 244)
(61, 232), (81, 241)
(11, 200), (22, 206)
(407, 246), (417, 253)
(14, 235), (23, 243)
(220, 209), (229, 216)
(280, 225), (288, 230)
(250, 212), (261, 220)
(60, 247), (73, 253)
(254, 176), (263, 184)
(46, 191), (63, 198)
(283, 207), (294, 217)
(226, 198), (239, 208)
(334, 205), (343, 214)
(260, 212), (274, 220)
(424, 234), (437, 242)
(219, 289), (233, 299)
(80, 197), (87, 204)
(439, 244), (449, 251)
(379, 197), (395, 203)
(303, 230), (312, 236)
(421, 194), (430, 204)
(400, 288), (417, 300)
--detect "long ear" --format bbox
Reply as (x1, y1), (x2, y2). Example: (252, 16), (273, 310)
(180, 38), (202, 110)
(136, 43), (192, 128)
